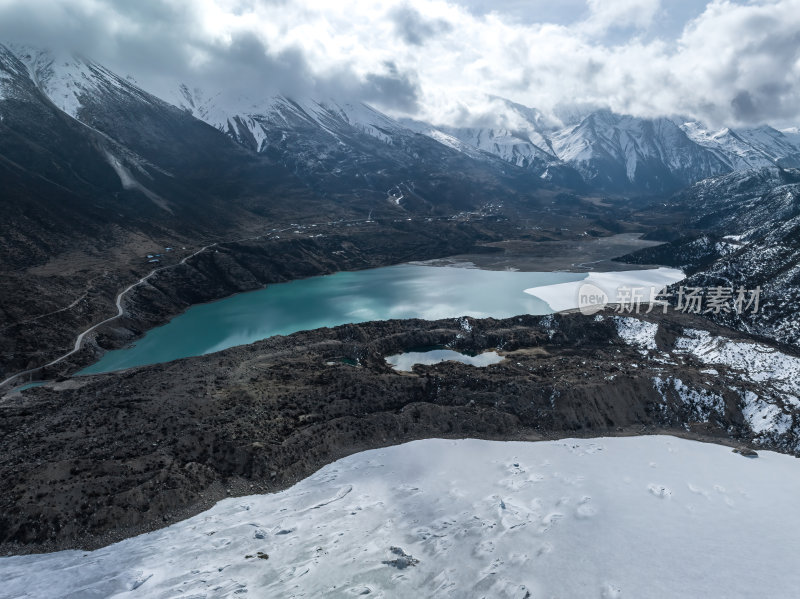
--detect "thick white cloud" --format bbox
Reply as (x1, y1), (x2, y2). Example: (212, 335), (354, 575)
(0, 0), (798, 127)
(583, 0), (662, 33)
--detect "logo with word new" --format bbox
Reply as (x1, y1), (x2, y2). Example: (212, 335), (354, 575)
(577, 283), (608, 315)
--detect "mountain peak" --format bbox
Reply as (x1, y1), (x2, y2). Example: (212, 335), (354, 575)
(1, 43), (159, 121)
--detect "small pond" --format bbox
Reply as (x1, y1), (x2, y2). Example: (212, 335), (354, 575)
(386, 349), (505, 371)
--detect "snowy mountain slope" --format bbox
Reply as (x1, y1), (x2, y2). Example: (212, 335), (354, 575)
(404, 101), (800, 194)
(402, 98), (587, 187)
(609, 315), (800, 443)
(619, 167), (800, 345)
(0, 42), (334, 271)
(2, 436), (799, 599)
(408, 106), (739, 193)
(0, 43), (257, 193)
(0, 41), (608, 270)
(397, 118), (490, 159)
(172, 87), (416, 152)
(171, 78), (800, 197)
(7, 40), (800, 198)
(0, 43), (194, 266)
(432, 97), (561, 167)
(0, 45), (30, 105)
(170, 83), (556, 214)
(681, 122), (800, 170)
(550, 110), (730, 192)
(437, 125), (555, 166)
(427, 99), (560, 169)
(782, 127), (800, 147)
(172, 87), (590, 192)
(734, 126), (800, 167)
(7, 45), (158, 121)
(1, 44), (337, 211)
(680, 122), (774, 170)
(402, 98), (800, 194)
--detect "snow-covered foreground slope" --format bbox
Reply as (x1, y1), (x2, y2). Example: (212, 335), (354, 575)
(3, 436), (799, 599)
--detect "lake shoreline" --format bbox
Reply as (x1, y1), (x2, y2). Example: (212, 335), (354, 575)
(5, 219), (508, 385)
(75, 232), (675, 377)
(79, 263), (680, 375)
(3, 310), (793, 556)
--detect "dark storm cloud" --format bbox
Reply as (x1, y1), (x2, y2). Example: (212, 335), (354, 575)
(731, 91), (758, 122)
(361, 62), (420, 111)
(679, 3), (800, 127)
(188, 34), (420, 110)
(389, 5), (453, 46)
(182, 32), (317, 99)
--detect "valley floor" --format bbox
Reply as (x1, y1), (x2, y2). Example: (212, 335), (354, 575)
(2, 435), (798, 599)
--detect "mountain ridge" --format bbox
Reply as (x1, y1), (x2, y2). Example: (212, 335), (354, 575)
(6, 42), (800, 200)
(169, 79), (800, 194)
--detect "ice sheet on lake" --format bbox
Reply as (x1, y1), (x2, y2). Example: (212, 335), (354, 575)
(525, 267), (685, 313)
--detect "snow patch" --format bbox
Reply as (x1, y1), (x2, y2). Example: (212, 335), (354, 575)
(675, 329), (800, 398)
(103, 151), (171, 212)
(741, 391), (792, 435)
(615, 317), (658, 351)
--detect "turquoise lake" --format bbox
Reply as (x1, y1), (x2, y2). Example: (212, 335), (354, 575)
(80, 264), (588, 375)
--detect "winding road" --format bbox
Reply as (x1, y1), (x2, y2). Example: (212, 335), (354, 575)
(0, 242), (218, 391)
(0, 209), (488, 393)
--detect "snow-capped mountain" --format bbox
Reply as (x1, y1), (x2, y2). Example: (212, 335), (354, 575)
(172, 86), (412, 153)
(5, 40), (800, 206)
(169, 83), (554, 214)
(401, 98), (585, 188)
(436, 125), (553, 165)
(401, 102), (800, 194)
(681, 122), (800, 170)
(178, 86), (741, 195)
(171, 85), (512, 179)
(0, 42), (325, 270)
(168, 77), (800, 197)
(401, 104), (737, 193)
(6, 45), (157, 121)
(0, 42), (567, 271)
(549, 110), (730, 192)
(429, 98), (559, 168)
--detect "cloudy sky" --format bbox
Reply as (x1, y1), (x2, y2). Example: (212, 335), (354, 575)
(0, 0), (798, 128)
